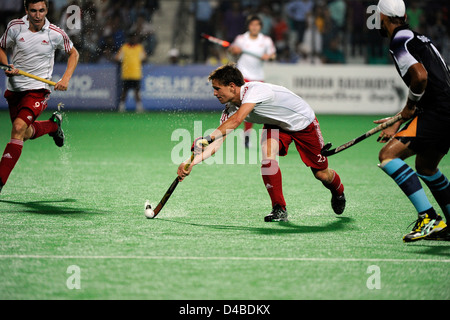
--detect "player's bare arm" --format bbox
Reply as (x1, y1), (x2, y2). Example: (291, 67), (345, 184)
(54, 47), (79, 91)
(261, 52), (276, 61)
(228, 45), (242, 56)
(178, 103), (255, 180)
(177, 137), (224, 181)
(0, 47), (19, 77)
(211, 103), (256, 141)
(402, 62), (428, 118)
(375, 62), (428, 142)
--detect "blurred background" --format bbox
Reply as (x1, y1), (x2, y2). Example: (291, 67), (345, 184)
(0, 0), (449, 113)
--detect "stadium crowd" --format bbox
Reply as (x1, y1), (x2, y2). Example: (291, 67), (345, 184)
(0, 0), (449, 65)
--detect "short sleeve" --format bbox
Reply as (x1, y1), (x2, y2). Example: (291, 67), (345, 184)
(0, 20), (21, 49)
(232, 34), (245, 49)
(241, 84), (274, 105)
(264, 36), (276, 55)
(49, 25), (74, 54)
(390, 29), (418, 77)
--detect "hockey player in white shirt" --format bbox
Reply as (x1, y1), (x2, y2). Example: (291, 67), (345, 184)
(229, 15), (276, 148)
(0, 0), (79, 194)
(178, 64), (346, 222)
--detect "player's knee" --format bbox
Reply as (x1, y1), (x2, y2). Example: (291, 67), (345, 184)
(415, 165), (438, 177)
(378, 146), (391, 163)
(11, 121), (28, 138)
(313, 168), (331, 183)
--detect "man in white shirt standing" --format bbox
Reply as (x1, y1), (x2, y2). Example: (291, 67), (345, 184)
(0, 0), (79, 194)
(229, 15), (276, 148)
(178, 64), (346, 222)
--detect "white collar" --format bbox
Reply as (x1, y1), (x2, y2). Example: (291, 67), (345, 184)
(22, 15), (51, 31)
(244, 31), (262, 40)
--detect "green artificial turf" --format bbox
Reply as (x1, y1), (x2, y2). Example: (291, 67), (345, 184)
(0, 111), (448, 300)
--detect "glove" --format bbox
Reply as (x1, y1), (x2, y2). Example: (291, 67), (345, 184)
(191, 135), (214, 152)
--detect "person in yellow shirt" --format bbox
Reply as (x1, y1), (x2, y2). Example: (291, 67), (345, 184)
(115, 33), (147, 112)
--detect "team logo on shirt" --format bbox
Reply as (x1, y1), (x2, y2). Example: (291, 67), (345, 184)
(19, 37), (25, 42)
(417, 35), (430, 43)
(242, 86), (249, 100)
(41, 40), (49, 45)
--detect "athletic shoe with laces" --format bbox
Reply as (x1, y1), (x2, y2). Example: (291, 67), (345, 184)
(264, 204), (288, 222)
(331, 193), (346, 215)
(49, 111), (65, 147)
(403, 214), (446, 243)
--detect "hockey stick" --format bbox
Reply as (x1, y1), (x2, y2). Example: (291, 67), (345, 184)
(200, 33), (262, 60)
(145, 153), (195, 219)
(0, 63), (57, 86)
(321, 114), (403, 157)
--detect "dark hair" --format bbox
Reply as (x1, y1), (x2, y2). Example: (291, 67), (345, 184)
(208, 63), (245, 87)
(388, 15), (407, 25)
(246, 15), (263, 29)
(24, 0), (49, 10)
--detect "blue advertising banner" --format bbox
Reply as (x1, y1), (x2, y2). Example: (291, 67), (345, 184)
(0, 64), (223, 111)
(125, 65), (223, 111)
(0, 64), (119, 110)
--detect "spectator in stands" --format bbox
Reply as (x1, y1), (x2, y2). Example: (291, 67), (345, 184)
(285, 0), (314, 44)
(406, 1), (423, 32)
(130, 14), (157, 57)
(299, 12), (322, 63)
(428, 12), (447, 52)
(347, 0), (366, 57)
(192, 0), (215, 63)
(328, 0), (346, 37)
(222, 1), (246, 42)
(0, 0), (23, 35)
(321, 36), (345, 64)
(258, 4), (274, 36)
(272, 13), (290, 54)
(115, 33), (147, 112)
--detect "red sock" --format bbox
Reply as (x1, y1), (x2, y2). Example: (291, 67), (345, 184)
(261, 159), (286, 209)
(0, 139), (24, 185)
(30, 120), (58, 140)
(323, 170), (344, 196)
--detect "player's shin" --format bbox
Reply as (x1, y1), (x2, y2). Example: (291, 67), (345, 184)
(379, 158), (437, 218)
(418, 170), (450, 222)
(261, 159), (286, 210)
(30, 121), (58, 140)
(0, 139), (24, 186)
(318, 168), (346, 215)
(321, 169), (344, 196)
